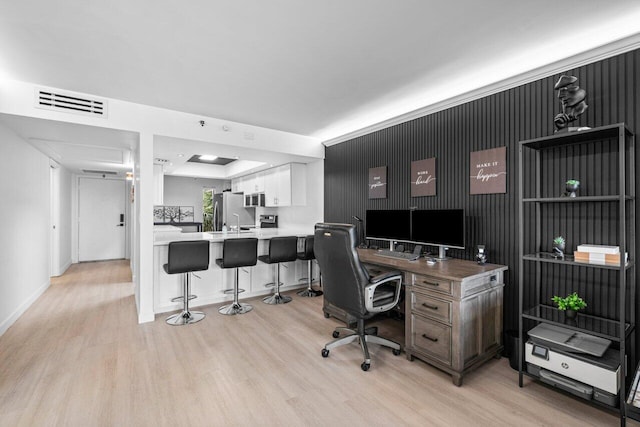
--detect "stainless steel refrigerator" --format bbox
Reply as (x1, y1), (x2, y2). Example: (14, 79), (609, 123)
(212, 192), (255, 231)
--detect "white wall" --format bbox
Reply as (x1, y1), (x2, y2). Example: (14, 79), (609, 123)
(275, 159), (324, 228)
(0, 123), (51, 336)
(162, 176), (229, 222)
(57, 165), (72, 273)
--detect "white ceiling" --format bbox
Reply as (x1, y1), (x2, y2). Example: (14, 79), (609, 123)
(1, 1), (640, 176)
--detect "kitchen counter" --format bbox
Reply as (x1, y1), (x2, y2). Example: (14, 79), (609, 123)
(153, 227), (313, 245)
(152, 227), (318, 318)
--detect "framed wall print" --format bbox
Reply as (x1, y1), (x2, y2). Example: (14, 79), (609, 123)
(470, 147), (507, 195)
(411, 157), (436, 197)
(368, 166), (387, 199)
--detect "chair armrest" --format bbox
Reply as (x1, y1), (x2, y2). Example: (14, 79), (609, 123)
(369, 270), (402, 284)
(364, 271), (402, 313)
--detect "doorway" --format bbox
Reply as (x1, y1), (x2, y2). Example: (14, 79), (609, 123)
(78, 177), (126, 261)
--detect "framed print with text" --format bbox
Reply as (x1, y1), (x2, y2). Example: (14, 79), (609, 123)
(411, 157), (436, 197)
(368, 166), (387, 199)
(469, 146), (507, 194)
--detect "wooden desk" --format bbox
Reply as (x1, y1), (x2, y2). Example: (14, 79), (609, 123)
(357, 248), (508, 386)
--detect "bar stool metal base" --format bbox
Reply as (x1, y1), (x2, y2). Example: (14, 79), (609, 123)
(166, 310), (205, 325)
(297, 288), (323, 297)
(297, 258), (322, 297)
(263, 293), (292, 304)
(219, 302), (253, 315)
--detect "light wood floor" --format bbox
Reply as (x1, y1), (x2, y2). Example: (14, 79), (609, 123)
(0, 260), (633, 426)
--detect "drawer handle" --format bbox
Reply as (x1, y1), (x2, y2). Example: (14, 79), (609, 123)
(422, 281), (439, 287)
(421, 303), (438, 310)
(422, 334), (438, 342)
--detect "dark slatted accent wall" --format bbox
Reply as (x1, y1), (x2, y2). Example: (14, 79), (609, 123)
(324, 49), (640, 332)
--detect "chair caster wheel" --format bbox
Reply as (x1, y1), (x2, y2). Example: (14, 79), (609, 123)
(323, 312), (330, 318)
(332, 331), (339, 338)
(392, 348), (401, 356)
(321, 349), (330, 358)
(361, 362), (370, 371)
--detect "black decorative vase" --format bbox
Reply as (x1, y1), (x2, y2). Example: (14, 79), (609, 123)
(552, 243), (565, 257)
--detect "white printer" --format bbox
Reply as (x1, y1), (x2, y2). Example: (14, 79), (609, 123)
(525, 323), (620, 406)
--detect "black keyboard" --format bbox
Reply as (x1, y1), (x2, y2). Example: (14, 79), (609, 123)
(375, 249), (419, 261)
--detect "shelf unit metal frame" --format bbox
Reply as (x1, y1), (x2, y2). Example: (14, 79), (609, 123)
(517, 123), (636, 424)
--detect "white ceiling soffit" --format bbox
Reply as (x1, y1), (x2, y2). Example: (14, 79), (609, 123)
(29, 139), (123, 164)
(0, 113), (138, 174)
(154, 135), (319, 179)
(1, 1), (640, 144)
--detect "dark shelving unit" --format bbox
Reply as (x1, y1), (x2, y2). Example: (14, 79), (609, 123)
(517, 123), (636, 425)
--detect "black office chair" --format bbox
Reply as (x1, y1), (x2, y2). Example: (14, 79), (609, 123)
(314, 223), (403, 371)
(259, 236), (299, 304)
(163, 240), (210, 325)
(297, 235), (323, 297)
(216, 238), (258, 315)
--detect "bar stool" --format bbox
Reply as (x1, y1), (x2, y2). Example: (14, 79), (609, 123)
(216, 238), (258, 315)
(259, 236), (298, 304)
(163, 240), (210, 325)
(297, 235), (323, 297)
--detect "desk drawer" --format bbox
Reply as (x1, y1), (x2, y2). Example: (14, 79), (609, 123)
(409, 314), (452, 366)
(411, 274), (453, 296)
(411, 292), (451, 324)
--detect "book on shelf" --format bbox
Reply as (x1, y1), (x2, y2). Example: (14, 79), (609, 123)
(574, 251), (628, 265)
(576, 244), (619, 254)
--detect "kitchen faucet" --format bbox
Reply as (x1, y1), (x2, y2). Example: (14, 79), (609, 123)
(233, 213), (240, 234)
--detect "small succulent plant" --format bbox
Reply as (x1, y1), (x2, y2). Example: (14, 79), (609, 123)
(566, 179), (580, 186)
(553, 236), (565, 246)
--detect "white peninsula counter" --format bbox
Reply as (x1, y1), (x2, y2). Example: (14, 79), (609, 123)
(153, 228), (318, 317)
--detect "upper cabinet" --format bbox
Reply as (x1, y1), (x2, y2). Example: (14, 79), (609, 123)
(231, 176), (243, 194)
(253, 172), (265, 193)
(264, 163), (306, 207)
(232, 163), (306, 207)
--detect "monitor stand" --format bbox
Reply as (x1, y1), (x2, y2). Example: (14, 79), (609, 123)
(435, 246), (449, 261)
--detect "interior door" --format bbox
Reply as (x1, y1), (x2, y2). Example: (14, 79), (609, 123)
(79, 177), (126, 261)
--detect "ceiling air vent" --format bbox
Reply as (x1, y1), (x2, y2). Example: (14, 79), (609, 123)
(35, 89), (107, 117)
(82, 169), (118, 175)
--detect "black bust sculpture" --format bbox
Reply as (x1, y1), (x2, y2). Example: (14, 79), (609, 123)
(553, 75), (588, 132)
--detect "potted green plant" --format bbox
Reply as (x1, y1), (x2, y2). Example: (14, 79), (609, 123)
(552, 236), (565, 256)
(552, 292), (587, 319)
(565, 179), (580, 197)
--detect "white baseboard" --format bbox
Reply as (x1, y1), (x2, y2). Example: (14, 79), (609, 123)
(59, 259), (72, 276)
(0, 279), (51, 337)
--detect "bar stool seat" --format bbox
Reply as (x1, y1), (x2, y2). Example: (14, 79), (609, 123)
(216, 238), (258, 315)
(163, 240), (210, 325)
(297, 235), (323, 297)
(259, 236), (298, 304)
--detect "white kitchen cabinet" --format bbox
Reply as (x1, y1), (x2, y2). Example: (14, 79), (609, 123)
(241, 175), (254, 194)
(264, 163), (306, 207)
(153, 164), (164, 205)
(231, 177), (243, 193)
(253, 172), (265, 193)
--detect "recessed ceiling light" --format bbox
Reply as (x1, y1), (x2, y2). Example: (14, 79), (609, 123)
(177, 153), (184, 158)
(234, 156), (239, 159)
(199, 154), (217, 161)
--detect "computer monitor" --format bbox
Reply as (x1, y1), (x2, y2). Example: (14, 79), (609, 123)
(411, 209), (465, 259)
(365, 210), (411, 243)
